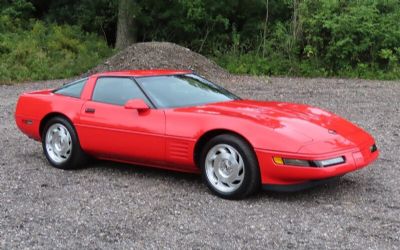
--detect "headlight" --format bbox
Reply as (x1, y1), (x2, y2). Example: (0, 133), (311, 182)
(283, 158), (311, 167)
(314, 156), (345, 167)
(273, 156), (345, 168)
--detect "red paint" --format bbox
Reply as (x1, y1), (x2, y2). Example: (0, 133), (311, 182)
(15, 70), (379, 186)
(124, 99), (150, 111)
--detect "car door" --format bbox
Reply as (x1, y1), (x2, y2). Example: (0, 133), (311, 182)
(77, 76), (166, 165)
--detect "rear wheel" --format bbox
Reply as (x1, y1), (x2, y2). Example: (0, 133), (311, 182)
(42, 117), (87, 169)
(200, 134), (261, 199)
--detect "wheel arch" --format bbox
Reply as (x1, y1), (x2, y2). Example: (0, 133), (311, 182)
(193, 129), (255, 169)
(39, 112), (74, 139)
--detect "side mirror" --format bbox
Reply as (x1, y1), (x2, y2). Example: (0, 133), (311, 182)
(124, 99), (150, 112)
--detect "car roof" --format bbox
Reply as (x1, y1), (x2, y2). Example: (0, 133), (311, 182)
(93, 69), (193, 77)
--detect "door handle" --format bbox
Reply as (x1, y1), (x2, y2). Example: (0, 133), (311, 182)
(85, 108), (96, 114)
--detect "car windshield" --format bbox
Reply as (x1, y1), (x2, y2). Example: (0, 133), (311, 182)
(135, 74), (240, 108)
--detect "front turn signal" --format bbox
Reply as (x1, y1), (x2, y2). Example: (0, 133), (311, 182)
(273, 156), (284, 165)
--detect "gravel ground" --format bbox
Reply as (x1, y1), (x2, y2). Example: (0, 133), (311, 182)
(0, 76), (399, 249)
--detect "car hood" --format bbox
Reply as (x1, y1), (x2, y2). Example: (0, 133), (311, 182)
(174, 100), (371, 153)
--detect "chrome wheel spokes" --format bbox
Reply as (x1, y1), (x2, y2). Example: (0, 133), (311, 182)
(45, 123), (72, 164)
(205, 144), (245, 193)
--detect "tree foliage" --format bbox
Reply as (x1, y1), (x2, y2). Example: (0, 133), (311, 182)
(1, 0), (400, 82)
(299, 0), (400, 77)
(0, 0), (112, 83)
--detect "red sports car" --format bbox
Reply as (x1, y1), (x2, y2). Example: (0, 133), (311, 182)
(15, 70), (378, 199)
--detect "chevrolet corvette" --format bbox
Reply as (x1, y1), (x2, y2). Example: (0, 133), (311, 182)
(15, 70), (379, 199)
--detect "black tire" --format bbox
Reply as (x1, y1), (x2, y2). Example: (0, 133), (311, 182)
(200, 134), (261, 199)
(41, 116), (87, 169)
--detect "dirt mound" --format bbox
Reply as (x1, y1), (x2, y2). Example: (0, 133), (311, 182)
(88, 42), (229, 79)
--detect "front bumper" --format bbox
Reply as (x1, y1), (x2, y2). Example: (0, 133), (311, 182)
(255, 141), (379, 186)
(262, 176), (342, 192)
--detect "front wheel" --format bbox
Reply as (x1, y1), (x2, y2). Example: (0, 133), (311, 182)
(200, 134), (261, 199)
(42, 117), (87, 169)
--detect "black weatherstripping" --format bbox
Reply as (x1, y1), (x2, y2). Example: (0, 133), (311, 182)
(130, 77), (157, 109)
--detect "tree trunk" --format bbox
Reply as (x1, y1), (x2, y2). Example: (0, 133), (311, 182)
(292, 0), (301, 43)
(115, 0), (137, 50)
(262, 0), (269, 58)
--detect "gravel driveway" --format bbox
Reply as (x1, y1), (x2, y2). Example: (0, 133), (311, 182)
(0, 76), (399, 249)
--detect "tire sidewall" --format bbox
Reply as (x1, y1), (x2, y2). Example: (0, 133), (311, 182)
(200, 134), (260, 199)
(42, 117), (82, 169)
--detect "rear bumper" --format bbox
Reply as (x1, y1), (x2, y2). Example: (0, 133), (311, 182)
(15, 115), (41, 141)
(255, 142), (379, 186)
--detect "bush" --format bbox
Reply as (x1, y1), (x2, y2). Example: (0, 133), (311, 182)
(2, 0), (400, 81)
(216, 0), (400, 80)
(299, 0), (400, 79)
(0, 1), (112, 83)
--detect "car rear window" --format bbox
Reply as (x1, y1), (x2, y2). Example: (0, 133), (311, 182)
(54, 78), (87, 98)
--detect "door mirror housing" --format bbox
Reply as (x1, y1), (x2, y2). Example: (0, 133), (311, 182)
(124, 99), (150, 112)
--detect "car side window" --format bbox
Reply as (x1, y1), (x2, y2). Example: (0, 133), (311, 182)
(92, 77), (149, 106)
(54, 78), (87, 98)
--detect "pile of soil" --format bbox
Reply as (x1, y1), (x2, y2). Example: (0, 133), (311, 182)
(88, 42), (229, 80)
